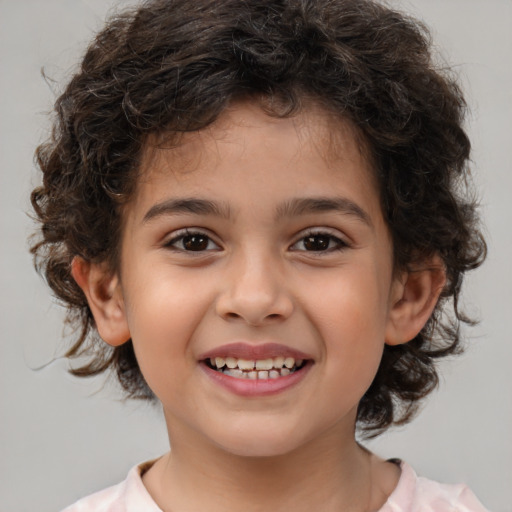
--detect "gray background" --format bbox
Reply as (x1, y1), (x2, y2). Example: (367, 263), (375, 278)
(1, 0), (510, 510)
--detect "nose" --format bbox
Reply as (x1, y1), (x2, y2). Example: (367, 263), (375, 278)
(215, 249), (294, 326)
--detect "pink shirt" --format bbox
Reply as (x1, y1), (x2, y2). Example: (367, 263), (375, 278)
(62, 460), (488, 511)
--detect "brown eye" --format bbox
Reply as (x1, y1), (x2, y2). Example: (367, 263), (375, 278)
(182, 234), (210, 251)
(290, 231), (348, 253)
(303, 235), (331, 251)
(166, 231), (219, 252)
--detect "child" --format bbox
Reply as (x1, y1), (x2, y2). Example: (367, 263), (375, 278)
(31, 0), (489, 510)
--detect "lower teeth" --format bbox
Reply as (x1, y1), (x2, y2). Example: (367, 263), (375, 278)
(211, 364), (302, 379)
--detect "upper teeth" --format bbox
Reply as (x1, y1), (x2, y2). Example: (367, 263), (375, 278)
(210, 356), (302, 371)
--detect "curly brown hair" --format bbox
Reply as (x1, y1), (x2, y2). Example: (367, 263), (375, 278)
(31, 0), (486, 436)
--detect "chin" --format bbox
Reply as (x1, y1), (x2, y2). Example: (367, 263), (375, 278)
(209, 424), (310, 458)
(218, 440), (299, 458)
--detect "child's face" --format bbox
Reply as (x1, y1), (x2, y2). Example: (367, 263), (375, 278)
(108, 102), (406, 456)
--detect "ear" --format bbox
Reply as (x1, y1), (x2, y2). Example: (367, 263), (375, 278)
(385, 255), (446, 346)
(71, 257), (130, 347)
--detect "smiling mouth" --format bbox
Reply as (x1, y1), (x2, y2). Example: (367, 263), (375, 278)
(204, 356), (308, 380)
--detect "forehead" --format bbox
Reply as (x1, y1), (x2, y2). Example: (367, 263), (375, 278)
(131, 101), (380, 215)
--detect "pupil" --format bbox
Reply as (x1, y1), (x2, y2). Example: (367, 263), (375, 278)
(304, 235), (329, 251)
(183, 235), (208, 251)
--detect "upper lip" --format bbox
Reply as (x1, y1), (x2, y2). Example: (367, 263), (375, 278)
(198, 342), (313, 361)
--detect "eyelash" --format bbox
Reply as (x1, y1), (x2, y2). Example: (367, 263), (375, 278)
(290, 229), (349, 253)
(165, 229), (220, 252)
(164, 228), (349, 254)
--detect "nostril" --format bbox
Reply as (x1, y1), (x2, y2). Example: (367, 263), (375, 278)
(223, 311), (284, 325)
(215, 285), (294, 325)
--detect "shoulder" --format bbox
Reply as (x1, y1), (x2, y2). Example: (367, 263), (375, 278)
(381, 461), (489, 512)
(61, 462), (161, 512)
(61, 482), (124, 512)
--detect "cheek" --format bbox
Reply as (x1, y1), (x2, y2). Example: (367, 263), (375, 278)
(299, 264), (389, 384)
(302, 263), (390, 335)
(121, 269), (215, 381)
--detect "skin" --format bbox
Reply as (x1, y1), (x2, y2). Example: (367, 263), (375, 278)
(73, 102), (445, 512)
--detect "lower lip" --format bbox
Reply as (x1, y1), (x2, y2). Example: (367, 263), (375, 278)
(200, 362), (312, 397)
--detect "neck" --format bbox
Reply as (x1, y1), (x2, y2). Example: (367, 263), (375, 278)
(143, 417), (380, 512)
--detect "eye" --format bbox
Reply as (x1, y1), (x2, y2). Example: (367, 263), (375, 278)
(165, 230), (220, 252)
(290, 231), (348, 252)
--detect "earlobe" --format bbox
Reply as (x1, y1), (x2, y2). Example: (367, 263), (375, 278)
(385, 256), (446, 346)
(71, 257), (130, 347)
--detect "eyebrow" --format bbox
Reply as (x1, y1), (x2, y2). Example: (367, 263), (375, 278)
(142, 195), (372, 228)
(275, 197), (373, 227)
(143, 198), (232, 223)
